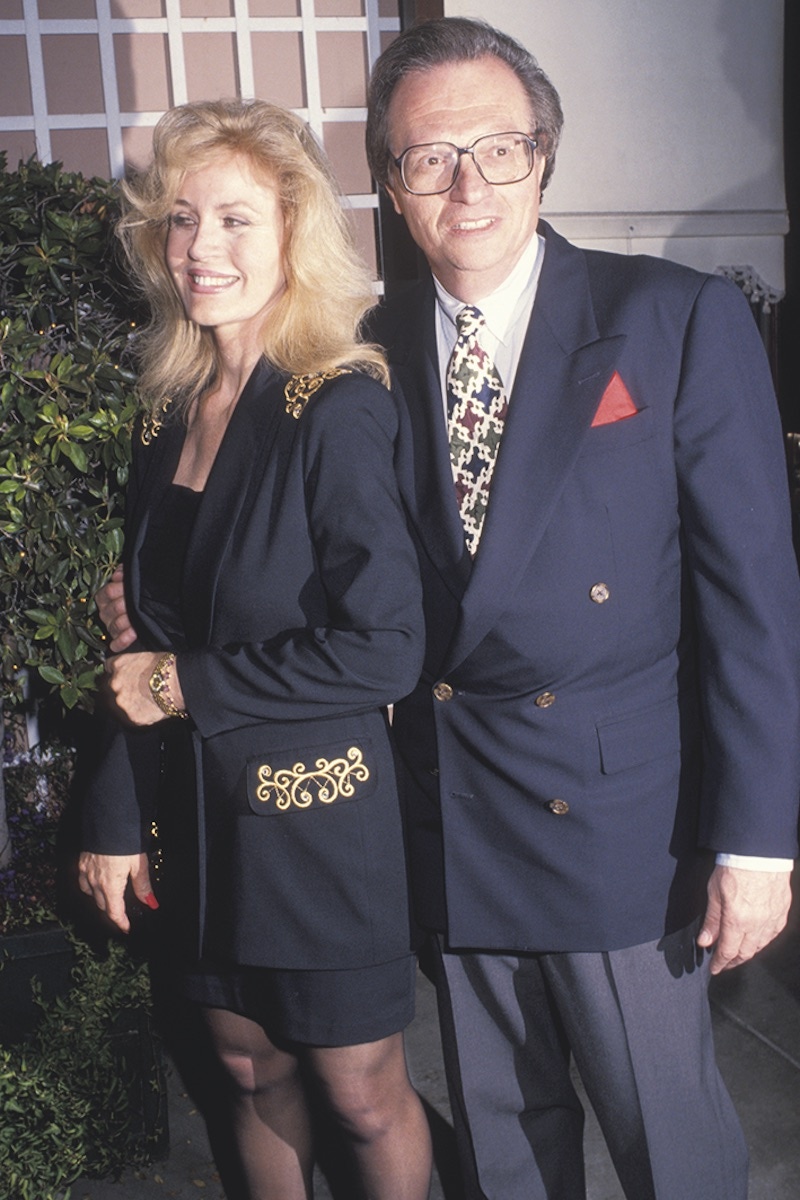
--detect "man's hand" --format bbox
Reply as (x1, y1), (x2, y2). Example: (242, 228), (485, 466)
(697, 864), (792, 974)
(97, 565), (137, 652)
(78, 851), (158, 933)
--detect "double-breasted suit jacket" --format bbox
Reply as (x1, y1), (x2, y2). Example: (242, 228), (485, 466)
(83, 362), (424, 970)
(371, 220), (800, 954)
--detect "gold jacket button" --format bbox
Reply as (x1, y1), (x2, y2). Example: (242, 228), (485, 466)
(590, 582), (610, 604)
(433, 682), (454, 702)
(535, 691), (556, 708)
(547, 798), (570, 815)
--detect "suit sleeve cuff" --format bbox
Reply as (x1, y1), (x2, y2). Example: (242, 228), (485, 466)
(715, 852), (794, 871)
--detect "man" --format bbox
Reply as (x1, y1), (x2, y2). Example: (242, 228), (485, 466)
(97, 17), (798, 1199)
(363, 16), (800, 1200)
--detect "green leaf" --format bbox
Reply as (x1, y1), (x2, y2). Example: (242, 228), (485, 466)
(38, 664), (66, 684)
(62, 442), (88, 471)
(23, 608), (54, 624)
(56, 625), (77, 661)
(77, 667), (102, 688)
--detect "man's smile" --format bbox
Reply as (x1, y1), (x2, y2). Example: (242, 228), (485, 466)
(448, 216), (498, 233)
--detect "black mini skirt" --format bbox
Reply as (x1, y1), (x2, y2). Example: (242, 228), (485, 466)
(181, 953), (417, 1047)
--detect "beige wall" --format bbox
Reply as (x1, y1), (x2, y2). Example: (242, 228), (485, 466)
(0, 0), (402, 272)
(445, 0), (786, 290)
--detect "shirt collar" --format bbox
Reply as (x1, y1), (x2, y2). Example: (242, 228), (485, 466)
(433, 232), (544, 346)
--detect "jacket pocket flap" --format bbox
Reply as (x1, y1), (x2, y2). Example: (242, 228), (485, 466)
(246, 740), (376, 814)
(596, 697), (679, 775)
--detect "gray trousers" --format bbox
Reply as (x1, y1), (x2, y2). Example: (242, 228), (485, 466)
(428, 926), (748, 1200)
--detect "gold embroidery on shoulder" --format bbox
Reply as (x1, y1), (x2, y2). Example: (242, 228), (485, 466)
(284, 369), (352, 419)
(255, 746), (369, 811)
(140, 397), (173, 445)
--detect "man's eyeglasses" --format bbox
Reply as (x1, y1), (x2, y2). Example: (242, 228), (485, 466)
(391, 131), (539, 196)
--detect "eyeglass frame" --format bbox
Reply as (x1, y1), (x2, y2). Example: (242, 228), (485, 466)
(390, 130), (540, 196)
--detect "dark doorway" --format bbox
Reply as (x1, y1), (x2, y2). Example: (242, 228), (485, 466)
(780, 0), (800, 433)
(375, 0), (444, 293)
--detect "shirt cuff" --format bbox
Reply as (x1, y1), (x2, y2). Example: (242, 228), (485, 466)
(715, 853), (794, 871)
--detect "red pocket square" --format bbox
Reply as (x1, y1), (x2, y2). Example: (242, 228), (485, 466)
(591, 372), (639, 426)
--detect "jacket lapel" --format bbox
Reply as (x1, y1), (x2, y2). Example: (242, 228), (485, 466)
(442, 223), (625, 672)
(126, 418), (186, 647)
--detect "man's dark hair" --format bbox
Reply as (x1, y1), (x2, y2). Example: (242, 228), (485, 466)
(366, 17), (564, 193)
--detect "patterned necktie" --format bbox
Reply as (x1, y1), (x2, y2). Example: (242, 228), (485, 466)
(446, 305), (508, 555)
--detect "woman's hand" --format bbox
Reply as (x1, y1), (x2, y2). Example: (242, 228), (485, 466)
(104, 651), (186, 725)
(78, 851), (158, 933)
(96, 565), (137, 652)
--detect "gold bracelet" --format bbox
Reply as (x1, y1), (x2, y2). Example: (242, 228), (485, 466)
(148, 652), (188, 720)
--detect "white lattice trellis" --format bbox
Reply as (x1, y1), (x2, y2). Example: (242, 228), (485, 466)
(0, 0), (398, 230)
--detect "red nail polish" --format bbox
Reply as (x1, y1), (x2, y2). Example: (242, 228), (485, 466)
(142, 893), (159, 910)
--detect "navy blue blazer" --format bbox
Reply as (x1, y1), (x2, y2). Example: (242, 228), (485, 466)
(372, 220), (800, 953)
(83, 363), (424, 970)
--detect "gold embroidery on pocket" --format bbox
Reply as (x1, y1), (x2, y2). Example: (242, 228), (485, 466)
(284, 369), (352, 419)
(255, 746), (369, 811)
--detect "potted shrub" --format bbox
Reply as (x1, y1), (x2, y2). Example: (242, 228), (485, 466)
(0, 938), (165, 1200)
(0, 740), (74, 1047)
(0, 741), (168, 1199)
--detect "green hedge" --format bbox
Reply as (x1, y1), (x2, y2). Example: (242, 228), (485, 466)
(0, 156), (141, 711)
(0, 933), (158, 1200)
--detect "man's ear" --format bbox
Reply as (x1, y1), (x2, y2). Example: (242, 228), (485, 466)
(384, 181), (403, 217)
(535, 153), (547, 196)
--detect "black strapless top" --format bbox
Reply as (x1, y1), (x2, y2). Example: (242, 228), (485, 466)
(138, 484), (202, 648)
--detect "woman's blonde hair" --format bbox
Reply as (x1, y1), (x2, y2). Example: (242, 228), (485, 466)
(117, 99), (387, 412)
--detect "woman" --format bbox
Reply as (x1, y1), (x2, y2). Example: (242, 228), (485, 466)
(78, 99), (431, 1200)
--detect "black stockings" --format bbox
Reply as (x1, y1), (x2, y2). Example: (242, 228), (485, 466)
(202, 1006), (432, 1200)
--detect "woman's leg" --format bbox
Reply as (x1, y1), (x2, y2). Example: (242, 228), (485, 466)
(202, 1005), (314, 1200)
(308, 1032), (432, 1200)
